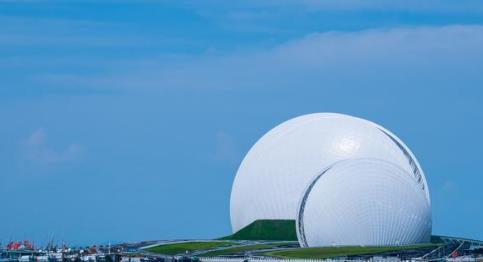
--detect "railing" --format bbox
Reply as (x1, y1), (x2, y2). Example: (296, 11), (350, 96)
(199, 257), (401, 262)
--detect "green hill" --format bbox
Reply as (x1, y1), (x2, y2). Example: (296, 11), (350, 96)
(264, 243), (439, 259)
(145, 241), (237, 256)
(220, 219), (298, 241)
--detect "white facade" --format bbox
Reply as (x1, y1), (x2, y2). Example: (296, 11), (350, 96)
(296, 158), (431, 247)
(229, 113), (431, 246)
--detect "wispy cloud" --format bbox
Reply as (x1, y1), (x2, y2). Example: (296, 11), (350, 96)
(212, 131), (240, 164)
(441, 180), (459, 194)
(299, 0), (483, 12)
(21, 128), (84, 165)
(0, 15), (169, 47)
(172, 1), (483, 36)
(183, 0), (483, 13)
(4, 24), (483, 99)
(42, 25), (483, 92)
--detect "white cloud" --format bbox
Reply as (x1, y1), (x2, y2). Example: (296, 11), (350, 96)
(441, 180), (458, 194)
(96, 25), (483, 90)
(298, 0), (483, 12)
(212, 131), (240, 164)
(25, 128), (47, 146)
(0, 15), (177, 48)
(180, 0), (483, 15)
(22, 128), (84, 165)
(18, 24), (483, 99)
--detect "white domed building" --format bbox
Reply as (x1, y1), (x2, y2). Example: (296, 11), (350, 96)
(229, 113), (431, 247)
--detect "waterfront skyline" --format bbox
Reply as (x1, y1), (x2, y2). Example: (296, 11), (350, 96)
(1, 1), (483, 245)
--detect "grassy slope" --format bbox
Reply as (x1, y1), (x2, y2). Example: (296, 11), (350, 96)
(265, 243), (439, 259)
(220, 219), (298, 241)
(145, 241), (237, 256)
(201, 242), (290, 257)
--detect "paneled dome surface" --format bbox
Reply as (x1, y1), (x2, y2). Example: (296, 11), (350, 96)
(296, 158), (431, 247)
(230, 113), (430, 233)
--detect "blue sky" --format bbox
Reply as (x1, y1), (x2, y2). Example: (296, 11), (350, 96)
(1, 0), (483, 245)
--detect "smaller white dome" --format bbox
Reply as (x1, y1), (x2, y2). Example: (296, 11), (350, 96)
(297, 158), (432, 247)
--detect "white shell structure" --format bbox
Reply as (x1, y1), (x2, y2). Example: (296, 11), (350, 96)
(296, 158), (432, 247)
(230, 113), (430, 234)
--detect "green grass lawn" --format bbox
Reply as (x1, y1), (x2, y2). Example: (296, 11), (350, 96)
(145, 241), (237, 256)
(201, 242), (294, 257)
(220, 219), (298, 241)
(264, 243), (439, 259)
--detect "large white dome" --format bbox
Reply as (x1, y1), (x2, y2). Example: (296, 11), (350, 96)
(296, 158), (431, 247)
(230, 113), (430, 234)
